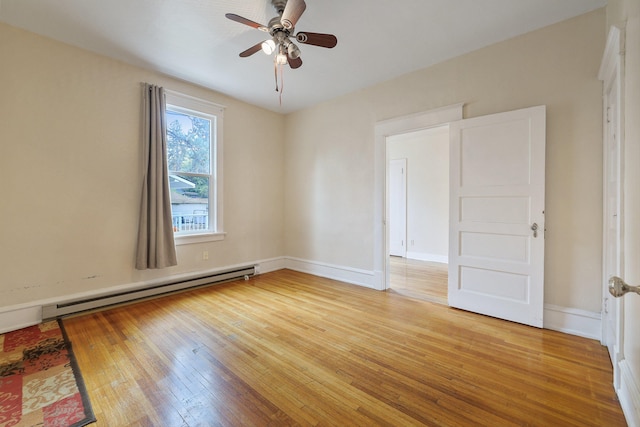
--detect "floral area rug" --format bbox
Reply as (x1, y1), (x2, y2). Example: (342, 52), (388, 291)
(0, 319), (95, 427)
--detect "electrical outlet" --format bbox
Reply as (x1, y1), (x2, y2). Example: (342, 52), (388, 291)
(202, 251), (209, 260)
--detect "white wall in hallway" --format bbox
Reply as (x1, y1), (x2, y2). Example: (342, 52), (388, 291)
(388, 126), (449, 263)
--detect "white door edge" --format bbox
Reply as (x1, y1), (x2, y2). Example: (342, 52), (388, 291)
(599, 24), (625, 389)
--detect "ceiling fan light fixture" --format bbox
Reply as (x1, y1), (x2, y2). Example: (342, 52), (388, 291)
(287, 42), (301, 59)
(275, 44), (288, 65)
(261, 39), (276, 54)
(276, 53), (288, 65)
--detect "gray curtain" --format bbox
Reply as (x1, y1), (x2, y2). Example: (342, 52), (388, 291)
(135, 83), (177, 269)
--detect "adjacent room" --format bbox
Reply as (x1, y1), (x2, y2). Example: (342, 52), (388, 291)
(387, 126), (450, 304)
(1, 0), (639, 425)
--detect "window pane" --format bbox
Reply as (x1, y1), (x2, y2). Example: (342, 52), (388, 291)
(169, 174), (209, 233)
(166, 110), (211, 174)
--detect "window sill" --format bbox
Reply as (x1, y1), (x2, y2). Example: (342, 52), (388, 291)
(174, 232), (226, 245)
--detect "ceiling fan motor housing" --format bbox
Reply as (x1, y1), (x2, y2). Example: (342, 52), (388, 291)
(268, 16), (285, 32)
(271, 0), (287, 15)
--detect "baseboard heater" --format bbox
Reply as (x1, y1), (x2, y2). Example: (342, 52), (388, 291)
(42, 265), (256, 319)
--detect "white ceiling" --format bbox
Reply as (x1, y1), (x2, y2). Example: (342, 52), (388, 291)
(0, 0), (606, 113)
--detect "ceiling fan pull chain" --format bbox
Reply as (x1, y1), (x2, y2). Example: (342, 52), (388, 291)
(274, 62), (279, 92)
(279, 64), (284, 106)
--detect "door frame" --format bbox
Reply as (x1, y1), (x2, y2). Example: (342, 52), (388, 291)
(373, 104), (463, 290)
(599, 25), (625, 390)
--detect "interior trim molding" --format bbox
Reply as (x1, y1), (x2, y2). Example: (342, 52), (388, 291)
(256, 257), (286, 274)
(0, 306), (42, 335)
(598, 25), (624, 81)
(405, 252), (448, 264)
(618, 359), (640, 427)
(284, 257), (377, 289)
(543, 304), (601, 340)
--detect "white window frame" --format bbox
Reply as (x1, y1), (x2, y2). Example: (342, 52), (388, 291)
(165, 90), (225, 245)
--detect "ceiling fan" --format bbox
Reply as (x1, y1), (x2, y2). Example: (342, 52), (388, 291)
(225, 0), (338, 70)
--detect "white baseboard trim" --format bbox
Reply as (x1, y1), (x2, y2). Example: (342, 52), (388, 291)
(0, 257), (288, 334)
(618, 360), (640, 427)
(256, 256), (286, 274)
(543, 304), (601, 340)
(0, 259), (604, 346)
(284, 257), (378, 290)
(406, 251), (448, 264)
(0, 305), (43, 334)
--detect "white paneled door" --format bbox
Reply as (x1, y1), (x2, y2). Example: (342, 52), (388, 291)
(599, 26), (624, 390)
(389, 158), (407, 257)
(603, 73), (622, 371)
(448, 106), (546, 327)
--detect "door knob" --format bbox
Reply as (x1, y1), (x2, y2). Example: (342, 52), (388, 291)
(608, 276), (640, 297)
(531, 223), (538, 238)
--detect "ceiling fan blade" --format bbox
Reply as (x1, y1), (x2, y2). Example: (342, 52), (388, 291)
(288, 55), (303, 69)
(239, 42), (264, 58)
(281, 0), (306, 30)
(296, 32), (337, 48)
(225, 13), (269, 32)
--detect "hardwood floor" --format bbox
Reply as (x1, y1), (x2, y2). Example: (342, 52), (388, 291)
(62, 269), (625, 426)
(389, 256), (448, 305)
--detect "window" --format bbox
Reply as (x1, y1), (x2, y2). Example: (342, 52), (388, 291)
(165, 90), (224, 244)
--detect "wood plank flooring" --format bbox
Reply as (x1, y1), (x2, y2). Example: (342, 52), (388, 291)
(62, 269), (626, 426)
(389, 257), (448, 304)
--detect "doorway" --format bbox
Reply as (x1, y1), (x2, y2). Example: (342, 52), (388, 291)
(387, 126), (450, 304)
(373, 104), (463, 292)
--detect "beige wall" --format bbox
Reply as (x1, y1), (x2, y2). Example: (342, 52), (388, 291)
(0, 8), (612, 321)
(285, 9), (606, 313)
(608, 0), (640, 420)
(0, 22), (285, 308)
